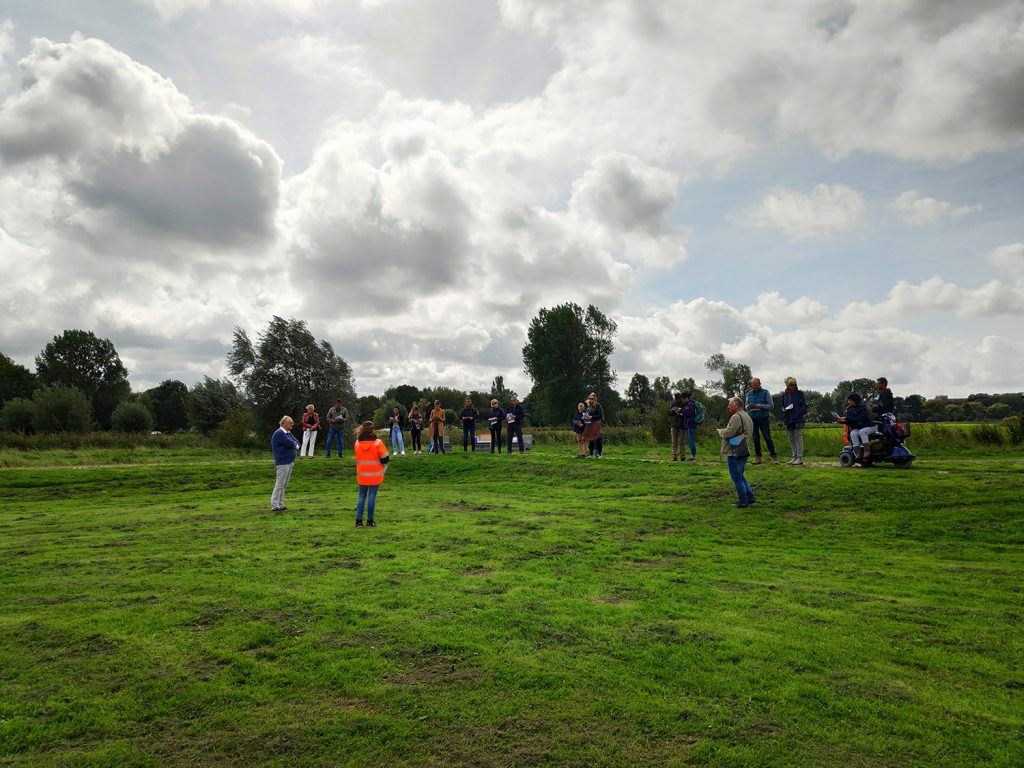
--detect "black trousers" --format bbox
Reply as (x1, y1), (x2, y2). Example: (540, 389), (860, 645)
(410, 429), (421, 452)
(463, 422), (475, 450)
(507, 422), (524, 453)
(432, 424), (444, 453)
(489, 425), (502, 453)
(588, 436), (603, 456)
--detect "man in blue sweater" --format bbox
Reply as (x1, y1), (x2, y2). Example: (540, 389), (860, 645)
(745, 377), (778, 464)
(270, 415), (301, 510)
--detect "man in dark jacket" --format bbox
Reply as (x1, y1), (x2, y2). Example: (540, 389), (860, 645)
(505, 396), (526, 454)
(875, 377), (895, 417)
(459, 397), (479, 452)
(669, 392), (697, 461)
(781, 377), (807, 465)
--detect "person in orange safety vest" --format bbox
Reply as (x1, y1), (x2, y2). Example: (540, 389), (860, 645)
(354, 421), (389, 528)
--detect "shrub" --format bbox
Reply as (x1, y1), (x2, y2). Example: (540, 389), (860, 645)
(215, 409), (259, 449)
(31, 384), (92, 433)
(1005, 414), (1024, 445)
(0, 397), (35, 434)
(110, 401), (155, 433)
(649, 401), (671, 443)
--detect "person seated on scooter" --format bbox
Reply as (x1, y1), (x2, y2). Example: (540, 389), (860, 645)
(839, 393), (875, 459)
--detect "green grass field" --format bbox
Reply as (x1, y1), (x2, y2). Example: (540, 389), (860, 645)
(2, 442), (1022, 767)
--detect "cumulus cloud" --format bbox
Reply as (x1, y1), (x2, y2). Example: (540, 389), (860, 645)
(0, 19), (13, 92)
(987, 242), (1024, 280)
(742, 183), (865, 241)
(891, 190), (982, 225)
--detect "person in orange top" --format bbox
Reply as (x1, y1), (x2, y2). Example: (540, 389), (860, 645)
(354, 421), (389, 528)
(429, 399), (446, 454)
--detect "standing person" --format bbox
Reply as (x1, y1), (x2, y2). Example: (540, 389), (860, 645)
(718, 397), (755, 508)
(354, 420), (389, 528)
(572, 402), (587, 458)
(325, 399), (348, 458)
(408, 405), (424, 455)
(505, 395), (526, 454)
(487, 399), (503, 453)
(875, 377), (895, 417)
(781, 377), (807, 466)
(270, 415), (300, 511)
(745, 378), (777, 465)
(300, 404), (320, 458)
(459, 397), (479, 452)
(387, 406), (406, 456)
(429, 400), (446, 454)
(679, 392), (698, 461)
(583, 392), (604, 458)
(668, 392), (697, 462)
(839, 392), (874, 460)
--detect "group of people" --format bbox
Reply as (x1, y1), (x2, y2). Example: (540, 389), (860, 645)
(386, 396), (528, 455)
(271, 375), (897, 519)
(714, 376), (896, 508)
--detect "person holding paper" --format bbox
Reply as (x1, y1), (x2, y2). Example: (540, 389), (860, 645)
(505, 395), (526, 454)
(487, 399), (504, 453)
(325, 399), (348, 458)
(781, 377), (807, 465)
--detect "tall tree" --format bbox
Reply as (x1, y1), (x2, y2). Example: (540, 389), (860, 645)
(651, 376), (673, 403)
(832, 378), (876, 414)
(489, 375), (517, 401)
(626, 373), (656, 413)
(0, 353), (37, 406)
(35, 330), (130, 428)
(228, 317), (356, 430)
(522, 303), (617, 425)
(187, 377), (244, 434)
(143, 379), (190, 433)
(704, 353), (752, 398)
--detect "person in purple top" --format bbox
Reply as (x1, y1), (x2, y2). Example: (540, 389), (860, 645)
(669, 391), (698, 461)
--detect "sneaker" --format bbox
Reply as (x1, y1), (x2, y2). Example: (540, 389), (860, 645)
(752, 457), (763, 465)
(687, 457), (696, 462)
(672, 456), (678, 462)
(770, 456), (779, 465)
(355, 520), (363, 528)
(792, 459), (803, 465)
(366, 520), (376, 527)
(735, 502), (749, 508)
(401, 451), (406, 456)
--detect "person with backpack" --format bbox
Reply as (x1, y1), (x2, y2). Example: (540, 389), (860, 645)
(781, 377), (807, 465)
(670, 391), (698, 461)
(354, 420), (389, 527)
(718, 397), (755, 508)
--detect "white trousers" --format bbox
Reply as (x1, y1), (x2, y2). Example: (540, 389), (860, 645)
(301, 429), (317, 456)
(849, 426), (875, 447)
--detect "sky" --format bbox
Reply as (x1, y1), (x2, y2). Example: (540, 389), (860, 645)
(0, 0), (1022, 399)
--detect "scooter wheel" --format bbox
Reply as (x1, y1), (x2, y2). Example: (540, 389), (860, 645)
(839, 452), (854, 467)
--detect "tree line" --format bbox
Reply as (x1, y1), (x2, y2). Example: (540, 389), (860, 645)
(2, 307), (1022, 441)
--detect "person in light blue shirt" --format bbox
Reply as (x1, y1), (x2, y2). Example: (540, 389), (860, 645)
(270, 415), (301, 511)
(745, 377), (777, 464)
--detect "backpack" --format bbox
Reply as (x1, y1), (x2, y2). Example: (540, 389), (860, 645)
(694, 400), (705, 425)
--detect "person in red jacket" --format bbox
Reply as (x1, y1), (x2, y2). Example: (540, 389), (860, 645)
(300, 404), (320, 457)
(354, 421), (389, 527)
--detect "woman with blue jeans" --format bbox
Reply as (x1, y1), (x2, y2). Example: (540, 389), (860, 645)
(387, 406), (406, 456)
(718, 397), (755, 508)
